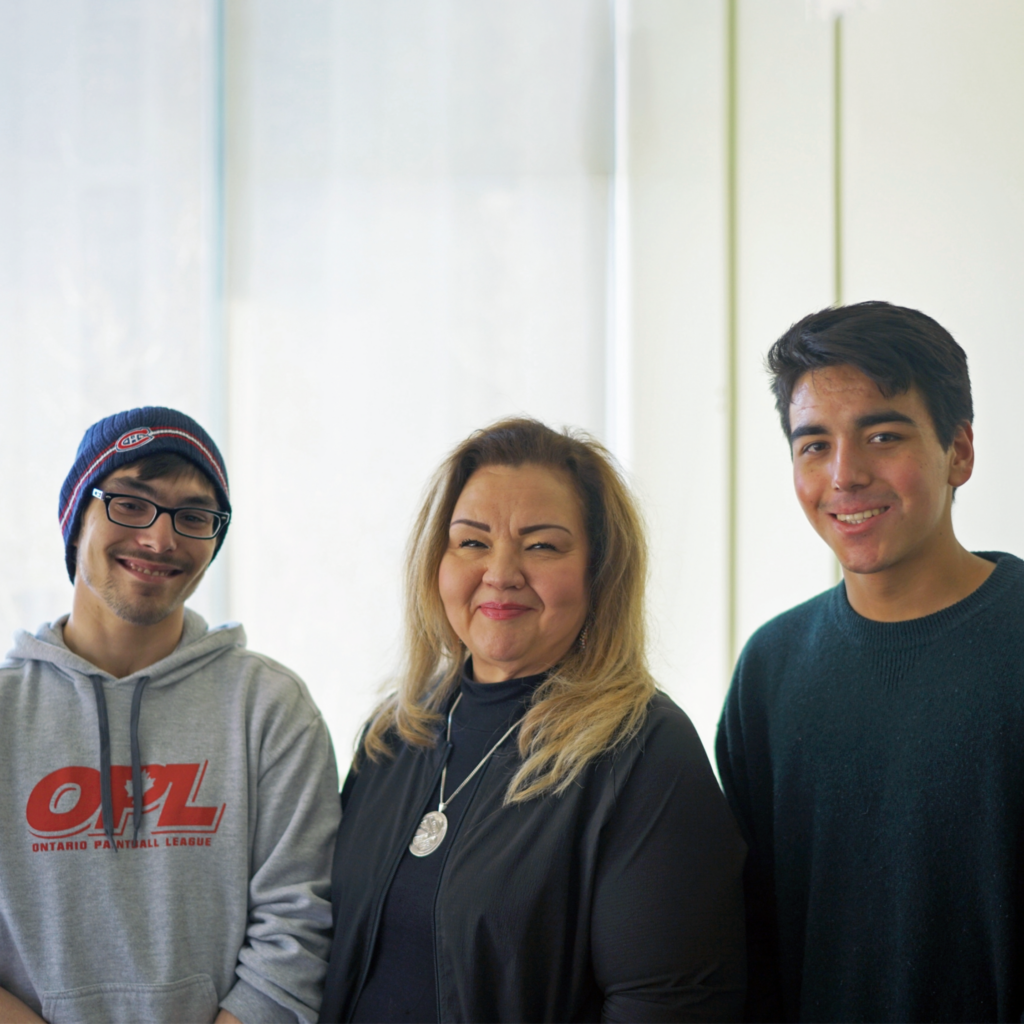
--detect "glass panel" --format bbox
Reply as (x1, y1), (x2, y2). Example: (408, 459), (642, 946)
(0, 0), (220, 633)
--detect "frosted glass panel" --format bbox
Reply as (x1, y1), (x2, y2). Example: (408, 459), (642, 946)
(843, 0), (1024, 558)
(0, 0), (220, 640)
(735, 0), (837, 645)
(5, 0), (1024, 765)
(226, 0), (613, 755)
(628, 0), (730, 754)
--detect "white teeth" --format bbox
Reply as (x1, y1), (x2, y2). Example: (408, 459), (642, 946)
(124, 561), (174, 577)
(836, 508), (886, 524)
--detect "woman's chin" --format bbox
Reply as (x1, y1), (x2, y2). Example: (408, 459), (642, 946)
(470, 643), (575, 682)
(469, 644), (536, 681)
(468, 631), (530, 664)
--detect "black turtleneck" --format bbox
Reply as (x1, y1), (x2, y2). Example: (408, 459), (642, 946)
(351, 668), (545, 1024)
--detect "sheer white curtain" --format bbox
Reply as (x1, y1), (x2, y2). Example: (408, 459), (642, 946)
(225, 0), (614, 751)
(0, 0), (221, 634)
(5, 0), (1024, 763)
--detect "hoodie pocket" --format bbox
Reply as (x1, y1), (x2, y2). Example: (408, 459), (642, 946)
(41, 973), (219, 1024)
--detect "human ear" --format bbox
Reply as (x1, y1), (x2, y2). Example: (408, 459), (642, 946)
(947, 422), (975, 488)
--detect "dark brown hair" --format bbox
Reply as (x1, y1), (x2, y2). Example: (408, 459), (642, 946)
(767, 301), (973, 448)
(130, 453), (222, 506)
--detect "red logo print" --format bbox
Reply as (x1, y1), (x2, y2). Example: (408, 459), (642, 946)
(25, 763), (225, 839)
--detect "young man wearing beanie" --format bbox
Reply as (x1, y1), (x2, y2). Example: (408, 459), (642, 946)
(0, 408), (340, 1024)
(717, 302), (1024, 1022)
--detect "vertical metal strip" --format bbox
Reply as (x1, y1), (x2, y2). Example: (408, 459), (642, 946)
(725, 0), (739, 671)
(209, 0), (230, 624)
(606, 0), (632, 469)
(833, 15), (843, 309)
(832, 14), (844, 587)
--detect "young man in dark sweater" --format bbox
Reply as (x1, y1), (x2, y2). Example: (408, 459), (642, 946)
(716, 301), (1024, 1023)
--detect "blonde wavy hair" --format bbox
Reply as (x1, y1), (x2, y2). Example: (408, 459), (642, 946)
(361, 417), (656, 803)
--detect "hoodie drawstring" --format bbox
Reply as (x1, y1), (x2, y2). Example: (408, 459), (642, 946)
(130, 677), (149, 842)
(90, 676), (150, 851)
(89, 677), (116, 851)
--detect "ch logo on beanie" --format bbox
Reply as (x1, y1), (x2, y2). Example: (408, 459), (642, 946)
(115, 428), (155, 452)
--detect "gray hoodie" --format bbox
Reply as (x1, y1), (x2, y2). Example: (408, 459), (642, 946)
(0, 609), (340, 1023)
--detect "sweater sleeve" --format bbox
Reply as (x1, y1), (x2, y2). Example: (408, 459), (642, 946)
(590, 705), (747, 1023)
(221, 704), (341, 1024)
(716, 650), (784, 1023)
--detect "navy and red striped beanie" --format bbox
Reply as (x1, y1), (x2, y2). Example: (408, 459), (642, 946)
(59, 407), (231, 583)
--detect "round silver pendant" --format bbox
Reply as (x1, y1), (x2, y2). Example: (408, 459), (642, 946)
(409, 810), (448, 857)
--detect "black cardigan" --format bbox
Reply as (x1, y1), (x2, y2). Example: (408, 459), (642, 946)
(320, 692), (747, 1023)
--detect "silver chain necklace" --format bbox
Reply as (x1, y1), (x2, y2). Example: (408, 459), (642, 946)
(408, 693), (524, 857)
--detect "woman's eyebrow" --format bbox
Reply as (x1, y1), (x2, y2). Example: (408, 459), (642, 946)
(451, 518), (489, 531)
(450, 519), (571, 535)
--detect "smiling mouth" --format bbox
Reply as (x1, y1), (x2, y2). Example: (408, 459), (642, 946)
(478, 603), (533, 621)
(116, 557), (183, 579)
(833, 507), (889, 524)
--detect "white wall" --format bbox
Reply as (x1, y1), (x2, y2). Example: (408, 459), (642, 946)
(3, 0), (1024, 765)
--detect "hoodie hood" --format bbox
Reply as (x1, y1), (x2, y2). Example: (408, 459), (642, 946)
(6, 609), (245, 850)
(6, 608), (245, 686)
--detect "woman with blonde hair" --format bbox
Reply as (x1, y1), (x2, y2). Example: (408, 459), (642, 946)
(320, 418), (745, 1023)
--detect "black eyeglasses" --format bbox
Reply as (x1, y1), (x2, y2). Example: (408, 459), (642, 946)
(91, 488), (230, 540)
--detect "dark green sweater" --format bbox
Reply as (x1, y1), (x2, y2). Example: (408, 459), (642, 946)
(717, 552), (1024, 1023)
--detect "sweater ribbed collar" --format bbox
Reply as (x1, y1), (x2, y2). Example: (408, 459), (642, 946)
(829, 551), (1022, 650)
(453, 659), (547, 733)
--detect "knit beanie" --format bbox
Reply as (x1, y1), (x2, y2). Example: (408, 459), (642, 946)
(59, 407), (231, 583)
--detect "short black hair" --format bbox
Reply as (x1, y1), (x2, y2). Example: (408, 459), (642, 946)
(766, 300), (973, 449)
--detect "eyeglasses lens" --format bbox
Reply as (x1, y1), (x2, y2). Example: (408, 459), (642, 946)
(173, 509), (220, 539)
(108, 497), (157, 527)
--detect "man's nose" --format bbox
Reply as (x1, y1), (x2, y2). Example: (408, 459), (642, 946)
(136, 510), (178, 551)
(831, 439), (872, 491)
